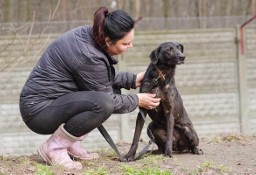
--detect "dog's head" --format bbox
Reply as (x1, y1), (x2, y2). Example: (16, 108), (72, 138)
(149, 42), (185, 66)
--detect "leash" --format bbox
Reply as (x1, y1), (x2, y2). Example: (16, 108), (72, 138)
(97, 124), (123, 159)
(98, 65), (165, 161)
(97, 109), (155, 161)
(142, 65), (166, 93)
(134, 108), (155, 160)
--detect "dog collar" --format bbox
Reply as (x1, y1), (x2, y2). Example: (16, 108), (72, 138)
(155, 67), (166, 82)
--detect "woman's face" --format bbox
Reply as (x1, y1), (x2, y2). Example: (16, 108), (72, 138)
(106, 29), (134, 56)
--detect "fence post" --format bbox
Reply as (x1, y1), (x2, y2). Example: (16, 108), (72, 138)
(236, 26), (249, 135)
(117, 54), (130, 141)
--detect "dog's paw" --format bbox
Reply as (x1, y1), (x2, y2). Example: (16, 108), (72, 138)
(192, 147), (203, 155)
(164, 149), (173, 157)
(119, 157), (127, 162)
(122, 155), (136, 162)
(165, 142), (173, 157)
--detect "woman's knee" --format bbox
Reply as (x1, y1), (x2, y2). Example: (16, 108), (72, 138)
(57, 91), (114, 116)
(96, 92), (114, 116)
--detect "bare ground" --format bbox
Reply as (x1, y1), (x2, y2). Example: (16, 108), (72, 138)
(0, 134), (256, 175)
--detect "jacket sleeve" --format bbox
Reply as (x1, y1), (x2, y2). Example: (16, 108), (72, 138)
(72, 56), (138, 114)
(112, 93), (139, 113)
(74, 57), (112, 92)
(113, 71), (137, 90)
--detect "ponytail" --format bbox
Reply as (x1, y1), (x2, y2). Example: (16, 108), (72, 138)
(93, 6), (134, 50)
(93, 7), (109, 49)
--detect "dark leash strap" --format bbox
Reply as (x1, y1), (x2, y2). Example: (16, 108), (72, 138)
(98, 70), (163, 161)
(134, 139), (154, 160)
(135, 108), (155, 160)
(98, 111), (155, 161)
(97, 124), (123, 159)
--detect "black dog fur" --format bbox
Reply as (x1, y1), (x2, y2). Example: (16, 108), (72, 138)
(123, 42), (202, 161)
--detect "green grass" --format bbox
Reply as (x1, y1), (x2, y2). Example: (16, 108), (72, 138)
(120, 164), (172, 175)
(84, 166), (109, 175)
(189, 160), (230, 175)
(35, 163), (53, 175)
(1, 142), (243, 175)
(211, 134), (245, 144)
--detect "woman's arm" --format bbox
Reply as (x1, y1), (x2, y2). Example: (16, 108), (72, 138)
(72, 58), (139, 113)
(113, 71), (145, 90)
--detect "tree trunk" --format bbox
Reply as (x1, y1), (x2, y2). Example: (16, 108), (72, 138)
(134, 0), (141, 18)
(162, 0), (169, 18)
(251, 0), (256, 15)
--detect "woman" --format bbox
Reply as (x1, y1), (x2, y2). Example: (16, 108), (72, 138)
(19, 7), (160, 170)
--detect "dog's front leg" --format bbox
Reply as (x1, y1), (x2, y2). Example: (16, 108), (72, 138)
(165, 112), (174, 157)
(122, 109), (147, 162)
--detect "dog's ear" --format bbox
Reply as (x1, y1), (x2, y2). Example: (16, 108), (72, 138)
(178, 43), (184, 53)
(149, 47), (160, 64)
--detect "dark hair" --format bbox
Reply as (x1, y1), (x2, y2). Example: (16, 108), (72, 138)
(93, 7), (134, 49)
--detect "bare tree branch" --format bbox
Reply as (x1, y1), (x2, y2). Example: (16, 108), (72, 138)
(0, 0), (61, 76)
(24, 11), (35, 53)
(51, 0), (60, 20)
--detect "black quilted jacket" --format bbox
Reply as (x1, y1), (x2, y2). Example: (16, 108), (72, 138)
(20, 26), (138, 122)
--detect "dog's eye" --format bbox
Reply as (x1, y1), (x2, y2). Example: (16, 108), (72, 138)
(166, 47), (173, 52)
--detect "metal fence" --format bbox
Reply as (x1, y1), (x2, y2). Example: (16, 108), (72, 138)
(0, 16), (254, 35)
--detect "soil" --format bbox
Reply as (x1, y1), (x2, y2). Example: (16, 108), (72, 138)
(0, 134), (256, 175)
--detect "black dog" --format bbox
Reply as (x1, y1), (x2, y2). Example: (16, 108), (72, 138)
(123, 42), (202, 161)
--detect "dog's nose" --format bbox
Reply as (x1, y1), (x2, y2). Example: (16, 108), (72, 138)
(179, 56), (185, 61)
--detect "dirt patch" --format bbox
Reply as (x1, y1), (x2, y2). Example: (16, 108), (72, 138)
(1, 134), (256, 175)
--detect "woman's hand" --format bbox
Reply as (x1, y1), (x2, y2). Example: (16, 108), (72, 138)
(135, 71), (145, 87)
(137, 93), (161, 110)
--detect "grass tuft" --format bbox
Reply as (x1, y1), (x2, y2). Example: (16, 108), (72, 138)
(84, 166), (109, 175)
(120, 164), (172, 175)
(35, 163), (53, 175)
(189, 160), (230, 175)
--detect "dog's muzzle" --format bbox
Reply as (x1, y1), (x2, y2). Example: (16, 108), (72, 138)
(178, 56), (185, 64)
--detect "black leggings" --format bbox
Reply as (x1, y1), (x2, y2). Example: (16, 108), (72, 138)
(25, 91), (114, 137)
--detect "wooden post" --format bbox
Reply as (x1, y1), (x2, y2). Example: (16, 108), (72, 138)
(236, 26), (249, 135)
(117, 54), (130, 141)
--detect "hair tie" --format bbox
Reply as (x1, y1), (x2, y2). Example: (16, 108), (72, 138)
(104, 10), (109, 17)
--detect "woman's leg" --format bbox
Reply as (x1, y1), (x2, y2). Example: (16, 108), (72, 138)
(26, 91), (114, 136)
(26, 91), (114, 168)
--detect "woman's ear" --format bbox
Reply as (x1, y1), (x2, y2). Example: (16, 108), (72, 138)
(105, 37), (111, 47)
